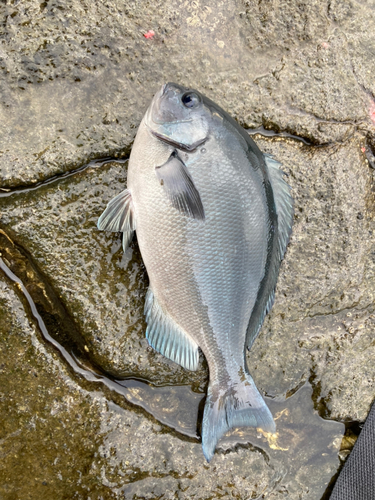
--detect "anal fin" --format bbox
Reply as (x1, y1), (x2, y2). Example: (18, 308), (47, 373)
(144, 288), (199, 371)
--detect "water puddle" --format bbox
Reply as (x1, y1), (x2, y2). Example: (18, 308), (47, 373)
(0, 256), (202, 438)
(0, 157), (128, 198)
(0, 141), (352, 497)
(0, 255), (345, 498)
(220, 385), (345, 498)
(248, 126), (315, 145)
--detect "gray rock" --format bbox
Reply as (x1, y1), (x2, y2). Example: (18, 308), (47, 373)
(247, 134), (375, 422)
(1, 0), (375, 496)
(0, 272), (343, 499)
(1, 0), (374, 187)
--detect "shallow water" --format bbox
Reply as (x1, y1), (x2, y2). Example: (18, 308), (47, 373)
(0, 136), (362, 498)
(0, 211), (345, 499)
(0, 257), (202, 437)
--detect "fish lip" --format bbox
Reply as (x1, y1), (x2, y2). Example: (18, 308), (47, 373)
(150, 130), (208, 153)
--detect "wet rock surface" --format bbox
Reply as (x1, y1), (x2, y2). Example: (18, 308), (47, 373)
(0, 273), (344, 499)
(0, 160), (208, 386)
(247, 135), (375, 422)
(1, 0), (375, 187)
(1, 0), (375, 498)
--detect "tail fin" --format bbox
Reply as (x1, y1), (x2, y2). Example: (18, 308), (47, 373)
(201, 374), (275, 462)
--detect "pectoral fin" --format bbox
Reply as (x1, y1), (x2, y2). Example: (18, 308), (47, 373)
(155, 151), (205, 220)
(97, 189), (135, 251)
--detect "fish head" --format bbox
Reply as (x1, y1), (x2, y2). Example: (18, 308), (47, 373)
(145, 83), (211, 153)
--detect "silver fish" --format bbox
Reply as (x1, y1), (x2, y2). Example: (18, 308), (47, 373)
(98, 83), (293, 461)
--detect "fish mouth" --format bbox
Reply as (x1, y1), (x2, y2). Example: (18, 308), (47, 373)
(150, 130), (208, 153)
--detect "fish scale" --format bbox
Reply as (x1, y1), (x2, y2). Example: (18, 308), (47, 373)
(97, 83), (293, 461)
(186, 153), (266, 375)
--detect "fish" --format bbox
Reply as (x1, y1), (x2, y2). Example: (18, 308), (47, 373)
(97, 83), (294, 461)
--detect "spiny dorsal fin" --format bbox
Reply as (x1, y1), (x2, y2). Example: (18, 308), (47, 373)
(144, 288), (200, 371)
(246, 154), (294, 350)
(97, 189), (135, 251)
(155, 151), (205, 220)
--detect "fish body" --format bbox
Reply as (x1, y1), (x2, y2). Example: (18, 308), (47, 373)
(98, 83), (293, 461)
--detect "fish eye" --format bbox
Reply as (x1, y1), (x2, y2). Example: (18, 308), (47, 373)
(181, 92), (201, 108)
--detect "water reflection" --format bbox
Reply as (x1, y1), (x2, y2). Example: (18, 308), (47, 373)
(0, 256), (345, 499)
(220, 384), (344, 499)
(0, 257), (200, 436)
(115, 379), (203, 438)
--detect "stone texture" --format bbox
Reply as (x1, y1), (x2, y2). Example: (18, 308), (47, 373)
(0, 132), (369, 498)
(1, 134), (374, 421)
(0, 274), (110, 498)
(1, 0), (375, 497)
(0, 161), (208, 386)
(247, 134), (375, 422)
(1, 0), (374, 187)
(0, 274), (344, 499)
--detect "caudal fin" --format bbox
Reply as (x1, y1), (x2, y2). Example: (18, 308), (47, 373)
(201, 374), (275, 462)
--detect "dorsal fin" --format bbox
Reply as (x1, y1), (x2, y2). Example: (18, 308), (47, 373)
(246, 154), (294, 349)
(97, 189), (135, 252)
(144, 288), (200, 371)
(265, 155), (294, 258)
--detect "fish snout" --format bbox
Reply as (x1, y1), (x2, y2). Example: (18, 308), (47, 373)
(151, 83), (188, 124)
